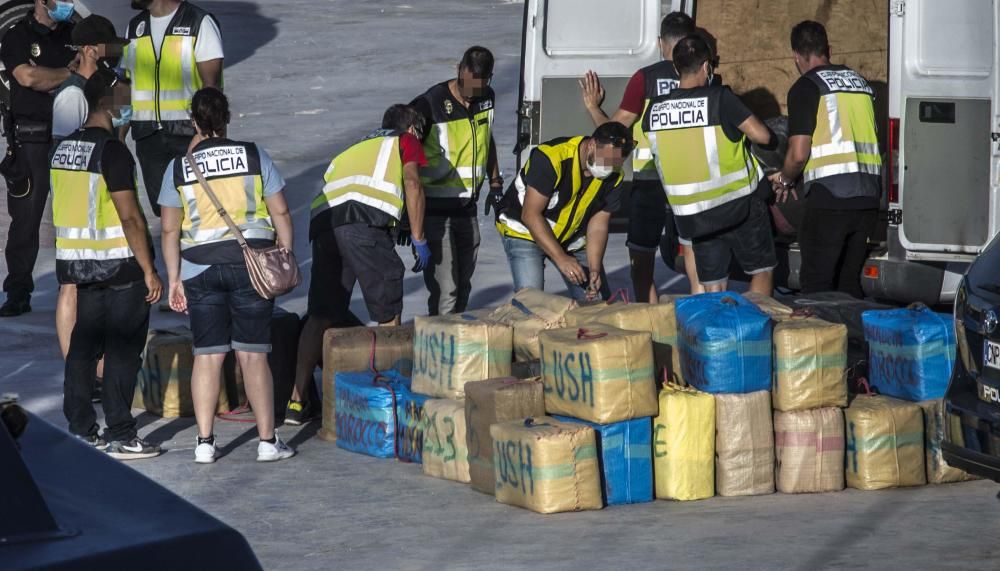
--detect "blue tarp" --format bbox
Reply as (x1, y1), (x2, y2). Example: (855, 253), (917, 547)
(676, 293), (773, 394)
(553, 415), (654, 505)
(395, 390), (431, 464)
(335, 370), (414, 458)
(862, 306), (956, 401)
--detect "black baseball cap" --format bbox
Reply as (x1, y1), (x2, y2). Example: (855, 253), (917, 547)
(71, 15), (129, 47)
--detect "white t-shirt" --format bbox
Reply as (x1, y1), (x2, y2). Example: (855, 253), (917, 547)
(52, 83), (87, 139)
(148, 9), (224, 61)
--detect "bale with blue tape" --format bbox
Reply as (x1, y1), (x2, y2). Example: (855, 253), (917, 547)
(412, 313), (513, 399)
(395, 390), (431, 463)
(334, 369), (415, 459)
(845, 393), (926, 490)
(862, 304), (956, 401)
(676, 293), (773, 394)
(553, 415), (654, 505)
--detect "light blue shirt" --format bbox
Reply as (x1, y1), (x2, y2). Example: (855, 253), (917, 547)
(158, 145), (285, 280)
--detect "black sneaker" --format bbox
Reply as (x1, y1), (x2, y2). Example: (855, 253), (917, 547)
(106, 438), (162, 460)
(284, 399), (315, 426)
(0, 298), (30, 317)
(76, 433), (109, 451)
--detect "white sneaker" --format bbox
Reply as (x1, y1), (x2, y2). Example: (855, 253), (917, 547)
(195, 437), (217, 464)
(257, 435), (295, 462)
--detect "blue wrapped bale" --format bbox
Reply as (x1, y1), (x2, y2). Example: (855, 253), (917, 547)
(553, 415), (653, 505)
(395, 390), (431, 464)
(862, 305), (956, 401)
(335, 370), (414, 458)
(676, 293), (773, 394)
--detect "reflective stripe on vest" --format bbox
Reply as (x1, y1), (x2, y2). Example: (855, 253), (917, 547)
(51, 140), (133, 262)
(644, 92), (761, 217)
(803, 68), (882, 183)
(312, 132), (405, 221)
(174, 143), (274, 250)
(421, 107), (493, 199)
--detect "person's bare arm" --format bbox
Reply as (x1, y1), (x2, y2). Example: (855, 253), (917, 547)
(263, 191), (293, 251)
(109, 190), (161, 303)
(768, 135), (812, 202)
(737, 114), (773, 147)
(580, 70), (639, 128)
(160, 206), (186, 312)
(584, 210), (611, 294)
(11, 62), (69, 92)
(521, 186), (586, 284)
(196, 59), (223, 89)
(403, 161), (425, 241)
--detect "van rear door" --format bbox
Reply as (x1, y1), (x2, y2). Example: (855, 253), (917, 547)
(516, 0), (693, 170)
(891, 0), (998, 257)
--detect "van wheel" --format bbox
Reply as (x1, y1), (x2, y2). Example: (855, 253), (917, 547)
(0, 1), (39, 107)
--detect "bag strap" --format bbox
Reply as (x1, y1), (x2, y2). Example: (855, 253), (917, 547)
(186, 150), (249, 248)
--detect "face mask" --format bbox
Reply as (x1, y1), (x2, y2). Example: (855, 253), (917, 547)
(48, 1), (74, 23)
(587, 153), (616, 180)
(98, 57), (120, 70)
(706, 66), (715, 87)
(110, 105), (133, 128)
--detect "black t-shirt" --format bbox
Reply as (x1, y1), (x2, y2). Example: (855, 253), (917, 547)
(667, 86), (753, 143)
(787, 67), (880, 210)
(0, 16), (75, 124)
(522, 151), (623, 215)
(98, 134), (145, 286)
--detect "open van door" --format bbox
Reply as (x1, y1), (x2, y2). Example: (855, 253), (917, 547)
(516, 0), (696, 230)
(890, 0), (998, 258)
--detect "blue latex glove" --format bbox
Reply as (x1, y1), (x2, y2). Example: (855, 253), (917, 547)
(411, 236), (431, 272)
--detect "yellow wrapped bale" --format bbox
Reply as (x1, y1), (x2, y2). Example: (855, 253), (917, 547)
(919, 399), (978, 484)
(319, 325), (413, 442)
(566, 301), (684, 385)
(490, 416), (603, 514)
(490, 288), (577, 361)
(774, 408), (845, 493)
(772, 316), (848, 412)
(845, 395), (926, 490)
(653, 384), (715, 501)
(133, 328), (239, 417)
(422, 399), (471, 483)
(412, 314), (513, 399)
(538, 325), (658, 424)
(742, 292), (794, 320)
(715, 391), (775, 497)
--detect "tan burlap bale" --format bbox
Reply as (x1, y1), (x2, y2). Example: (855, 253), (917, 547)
(774, 408), (845, 493)
(743, 292), (794, 320)
(411, 314), (513, 399)
(490, 288), (577, 361)
(716, 391), (775, 497)
(490, 416), (603, 514)
(538, 325), (658, 424)
(566, 301), (684, 385)
(653, 384), (715, 501)
(465, 377), (547, 494)
(319, 325), (413, 442)
(772, 317), (848, 412)
(133, 328), (240, 417)
(422, 398), (471, 483)
(919, 399), (978, 484)
(845, 395), (926, 490)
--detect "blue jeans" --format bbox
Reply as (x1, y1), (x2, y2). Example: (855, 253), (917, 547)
(501, 236), (611, 301)
(183, 264), (274, 355)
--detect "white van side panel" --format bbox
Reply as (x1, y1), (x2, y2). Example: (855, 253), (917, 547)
(892, 0), (998, 255)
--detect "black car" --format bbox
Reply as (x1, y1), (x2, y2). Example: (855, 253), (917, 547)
(943, 235), (1000, 482)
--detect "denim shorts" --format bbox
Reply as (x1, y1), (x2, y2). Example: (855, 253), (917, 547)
(183, 263), (274, 355)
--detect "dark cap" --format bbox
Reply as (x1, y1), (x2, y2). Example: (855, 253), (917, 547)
(592, 121), (635, 154)
(71, 15), (128, 47)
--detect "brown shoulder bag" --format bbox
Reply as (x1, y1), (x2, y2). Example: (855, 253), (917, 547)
(186, 151), (301, 299)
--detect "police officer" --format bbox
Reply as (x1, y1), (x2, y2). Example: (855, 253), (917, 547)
(495, 122), (631, 301)
(769, 21), (882, 298)
(285, 104), (430, 426)
(579, 12), (703, 301)
(642, 35), (778, 295)
(410, 46), (500, 315)
(123, 0), (223, 216)
(53, 69), (162, 459)
(0, 0), (76, 316)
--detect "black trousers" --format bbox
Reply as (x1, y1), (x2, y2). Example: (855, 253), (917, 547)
(3, 141), (52, 301)
(64, 280), (150, 442)
(798, 207), (878, 299)
(135, 131), (191, 217)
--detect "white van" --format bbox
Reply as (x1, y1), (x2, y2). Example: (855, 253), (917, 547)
(519, 0), (998, 304)
(862, 0), (998, 304)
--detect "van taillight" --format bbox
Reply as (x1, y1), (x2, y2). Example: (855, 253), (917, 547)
(888, 117), (900, 203)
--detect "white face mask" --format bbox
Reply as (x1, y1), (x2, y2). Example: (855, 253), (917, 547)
(587, 156), (616, 180)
